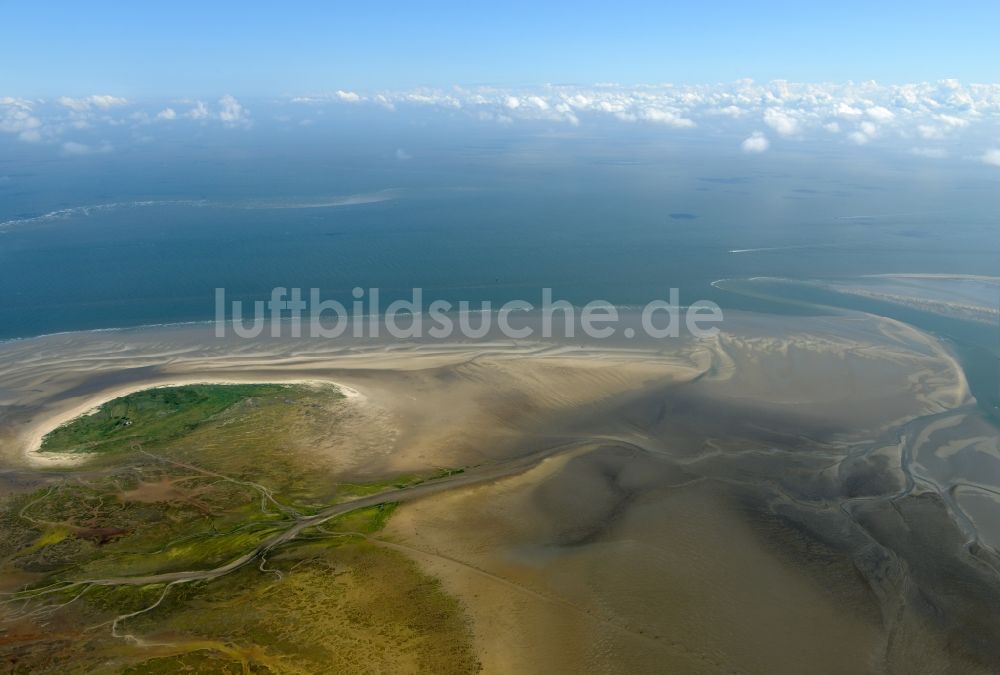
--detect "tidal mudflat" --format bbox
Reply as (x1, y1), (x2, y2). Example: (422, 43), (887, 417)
(0, 307), (997, 672)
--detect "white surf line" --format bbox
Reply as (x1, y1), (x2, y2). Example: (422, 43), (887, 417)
(0, 320), (217, 346)
(834, 211), (929, 220)
(710, 276), (793, 287)
(243, 189), (401, 209)
(0, 200), (208, 231)
(859, 273), (1000, 282)
(0, 191), (401, 232)
(728, 244), (827, 254)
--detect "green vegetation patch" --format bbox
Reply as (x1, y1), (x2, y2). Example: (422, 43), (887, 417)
(326, 502), (399, 535)
(2, 499), (480, 674)
(119, 538), (481, 674)
(334, 467), (465, 500)
(41, 384), (291, 454)
(2, 383), (479, 673)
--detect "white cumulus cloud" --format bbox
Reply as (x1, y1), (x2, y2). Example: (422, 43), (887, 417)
(58, 95), (127, 111)
(186, 101), (210, 120)
(526, 95), (549, 111)
(835, 102), (863, 118)
(640, 108), (695, 127)
(982, 149), (1000, 167)
(763, 108), (800, 136)
(217, 95), (251, 127)
(866, 106), (895, 122)
(741, 131), (770, 153)
(9, 80), (1000, 166)
(0, 103), (43, 142)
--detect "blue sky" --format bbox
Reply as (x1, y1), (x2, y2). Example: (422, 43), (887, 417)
(2, 1), (999, 96)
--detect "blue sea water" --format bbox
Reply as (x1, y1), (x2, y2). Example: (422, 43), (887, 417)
(1, 116), (998, 341)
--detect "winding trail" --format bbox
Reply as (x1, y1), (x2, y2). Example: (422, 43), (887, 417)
(70, 438), (596, 589)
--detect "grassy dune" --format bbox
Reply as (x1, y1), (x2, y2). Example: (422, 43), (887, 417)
(40, 384), (292, 454)
(1, 385), (478, 673)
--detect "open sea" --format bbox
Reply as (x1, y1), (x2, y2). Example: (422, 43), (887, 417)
(1, 116), (998, 341)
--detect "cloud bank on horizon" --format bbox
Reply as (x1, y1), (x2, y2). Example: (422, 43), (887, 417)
(3, 80), (1000, 166)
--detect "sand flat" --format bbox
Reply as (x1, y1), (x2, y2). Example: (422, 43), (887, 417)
(1, 309), (997, 671)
